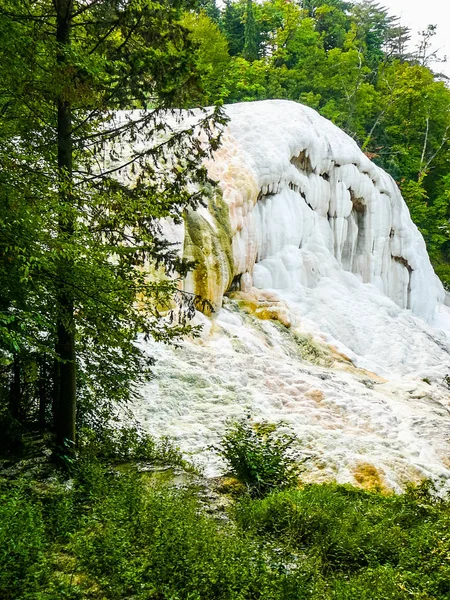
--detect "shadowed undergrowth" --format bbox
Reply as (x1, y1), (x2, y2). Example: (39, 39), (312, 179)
(2, 457), (450, 599)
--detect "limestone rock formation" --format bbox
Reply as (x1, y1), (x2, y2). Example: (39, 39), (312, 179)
(129, 100), (450, 490)
(184, 100), (444, 322)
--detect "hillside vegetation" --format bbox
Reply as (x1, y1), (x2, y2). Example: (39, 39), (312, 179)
(2, 423), (450, 600)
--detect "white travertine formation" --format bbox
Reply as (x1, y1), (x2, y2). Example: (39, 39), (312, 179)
(187, 100), (444, 322)
(129, 100), (450, 490)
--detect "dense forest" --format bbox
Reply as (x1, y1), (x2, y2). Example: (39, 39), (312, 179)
(0, 0), (226, 455)
(1, 0), (450, 456)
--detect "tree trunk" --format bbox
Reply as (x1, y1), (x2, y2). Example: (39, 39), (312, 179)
(38, 355), (47, 428)
(55, 0), (76, 456)
(9, 355), (21, 420)
(52, 356), (60, 428)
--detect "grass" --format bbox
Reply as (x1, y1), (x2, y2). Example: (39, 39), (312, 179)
(3, 462), (450, 599)
(2, 423), (450, 599)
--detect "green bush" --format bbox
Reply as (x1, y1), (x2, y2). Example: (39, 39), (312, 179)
(233, 482), (450, 597)
(69, 466), (311, 600)
(3, 436), (450, 599)
(0, 482), (47, 599)
(328, 566), (410, 599)
(234, 485), (415, 571)
(217, 419), (302, 497)
(78, 424), (191, 469)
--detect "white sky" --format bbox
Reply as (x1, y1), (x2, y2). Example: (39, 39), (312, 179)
(380, 0), (450, 78)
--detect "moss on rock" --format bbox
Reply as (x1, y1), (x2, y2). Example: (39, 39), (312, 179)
(183, 188), (234, 312)
(292, 332), (333, 367)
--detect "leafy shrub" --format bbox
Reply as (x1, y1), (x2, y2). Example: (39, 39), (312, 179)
(69, 468), (311, 600)
(235, 485), (411, 571)
(218, 419), (302, 497)
(78, 424), (191, 469)
(234, 480), (450, 598)
(0, 482), (47, 599)
(3, 462), (450, 599)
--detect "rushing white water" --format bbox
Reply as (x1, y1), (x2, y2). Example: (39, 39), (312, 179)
(128, 100), (450, 490)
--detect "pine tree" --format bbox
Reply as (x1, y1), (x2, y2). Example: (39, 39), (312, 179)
(243, 0), (259, 62)
(221, 0), (245, 56)
(0, 0), (224, 458)
(198, 0), (221, 23)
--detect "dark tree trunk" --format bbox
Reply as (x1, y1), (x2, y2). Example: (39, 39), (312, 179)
(52, 356), (60, 428)
(38, 355), (47, 428)
(55, 0), (76, 455)
(9, 355), (21, 420)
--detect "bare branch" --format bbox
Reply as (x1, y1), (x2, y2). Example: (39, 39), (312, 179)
(421, 124), (450, 180)
(419, 116), (430, 175)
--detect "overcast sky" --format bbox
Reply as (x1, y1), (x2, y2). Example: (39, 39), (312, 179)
(380, 0), (450, 78)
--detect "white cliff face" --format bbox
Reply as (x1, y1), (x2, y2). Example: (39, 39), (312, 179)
(198, 100), (444, 321)
(128, 100), (450, 490)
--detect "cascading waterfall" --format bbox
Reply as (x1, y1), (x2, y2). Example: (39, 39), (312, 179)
(129, 100), (450, 490)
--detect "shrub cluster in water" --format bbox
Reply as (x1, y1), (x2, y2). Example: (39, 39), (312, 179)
(2, 422), (450, 599)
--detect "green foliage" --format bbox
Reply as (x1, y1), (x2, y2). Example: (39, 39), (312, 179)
(222, 57), (270, 103)
(181, 11), (231, 104)
(78, 424), (190, 469)
(0, 0), (227, 449)
(315, 3), (351, 50)
(243, 0), (259, 62)
(0, 463), (321, 600)
(400, 176), (450, 287)
(235, 485), (409, 570)
(0, 482), (50, 600)
(71, 476), (270, 599)
(218, 419), (302, 496)
(4, 458), (450, 599)
(235, 482), (450, 597)
(221, 0), (246, 56)
(350, 0), (397, 68)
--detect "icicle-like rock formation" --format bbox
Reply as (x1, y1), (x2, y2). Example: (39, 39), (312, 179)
(184, 100), (444, 322)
